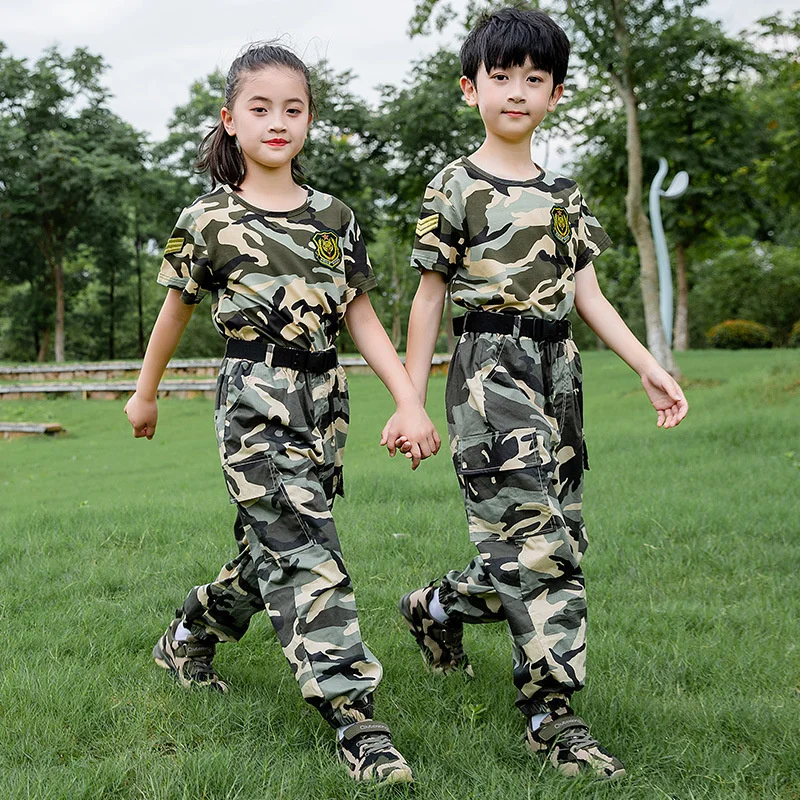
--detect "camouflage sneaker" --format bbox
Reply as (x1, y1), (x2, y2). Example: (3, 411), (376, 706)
(526, 708), (626, 780)
(398, 584), (473, 676)
(152, 614), (228, 693)
(336, 721), (414, 783)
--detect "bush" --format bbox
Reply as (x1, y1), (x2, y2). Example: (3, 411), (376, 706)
(789, 321), (800, 348)
(707, 319), (773, 349)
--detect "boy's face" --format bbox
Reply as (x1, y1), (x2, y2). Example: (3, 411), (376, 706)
(461, 58), (563, 145)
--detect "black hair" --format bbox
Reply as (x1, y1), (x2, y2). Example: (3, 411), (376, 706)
(197, 42), (316, 188)
(460, 7), (570, 90)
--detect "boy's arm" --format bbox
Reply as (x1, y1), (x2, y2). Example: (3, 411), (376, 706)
(344, 292), (441, 468)
(124, 288), (195, 439)
(574, 265), (688, 429)
(404, 271), (448, 404)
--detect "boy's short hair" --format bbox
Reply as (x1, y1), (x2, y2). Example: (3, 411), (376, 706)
(460, 7), (570, 89)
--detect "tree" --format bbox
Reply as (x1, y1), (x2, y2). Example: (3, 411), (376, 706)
(0, 43), (143, 361)
(746, 13), (800, 247)
(569, 13), (759, 350)
(152, 70), (224, 200)
(377, 48), (486, 348)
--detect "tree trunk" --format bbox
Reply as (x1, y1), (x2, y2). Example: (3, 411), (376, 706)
(54, 259), (65, 363)
(108, 261), (116, 360)
(673, 242), (689, 351)
(390, 240), (402, 350)
(609, 4), (682, 380)
(135, 237), (145, 357)
(37, 328), (51, 363)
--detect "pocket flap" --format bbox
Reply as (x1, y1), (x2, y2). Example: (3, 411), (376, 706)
(223, 454), (279, 505)
(456, 428), (543, 476)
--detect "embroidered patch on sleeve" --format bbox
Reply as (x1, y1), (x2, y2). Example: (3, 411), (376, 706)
(415, 214), (439, 238)
(164, 237), (185, 256)
(550, 207), (572, 245)
(311, 231), (342, 268)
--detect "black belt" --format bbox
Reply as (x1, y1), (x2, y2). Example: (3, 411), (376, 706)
(225, 339), (338, 373)
(453, 311), (571, 341)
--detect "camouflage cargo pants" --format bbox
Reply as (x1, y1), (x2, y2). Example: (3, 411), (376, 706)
(440, 328), (588, 717)
(179, 352), (382, 727)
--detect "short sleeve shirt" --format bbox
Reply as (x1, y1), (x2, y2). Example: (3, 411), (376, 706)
(157, 184), (377, 351)
(410, 157), (611, 321)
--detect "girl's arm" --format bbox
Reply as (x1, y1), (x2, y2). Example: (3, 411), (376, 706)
(124, 289), (195, 439)
(404, 271), (448, 405)
(574, 265), (688, 429)
(344, 292), (441, 469)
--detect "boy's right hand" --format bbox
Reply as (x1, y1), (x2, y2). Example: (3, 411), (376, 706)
(124, 391), (158, 439)
(380, 405), (441, 470)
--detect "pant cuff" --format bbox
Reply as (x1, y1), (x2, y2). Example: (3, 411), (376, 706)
(517, 691), (573, 719)
(317, 693), (375, 729)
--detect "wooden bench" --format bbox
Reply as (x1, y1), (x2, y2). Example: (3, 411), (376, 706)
(0, 359), (220, 382)
(0, 422), (65, 439)
(0, 355), (451, 400)
(0, 381), (217, 401)
(0, 354), (451, 383)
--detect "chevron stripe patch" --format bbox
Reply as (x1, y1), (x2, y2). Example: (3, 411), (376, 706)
(164, 237), (185, 255)
(415, 214), (439, 237)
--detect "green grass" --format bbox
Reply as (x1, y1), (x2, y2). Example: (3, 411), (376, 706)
(1, 349), (798, 799)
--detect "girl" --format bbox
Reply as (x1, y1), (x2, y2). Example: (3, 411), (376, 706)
(124, 43), (438, 784)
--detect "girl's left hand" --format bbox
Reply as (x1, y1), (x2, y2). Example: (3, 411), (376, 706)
(641, 366), (688, 429)
(380, 405), (441, 469)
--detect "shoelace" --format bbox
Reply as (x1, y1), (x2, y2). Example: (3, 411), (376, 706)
(355, 733), (394, 759)
(555, 724), (598, 751)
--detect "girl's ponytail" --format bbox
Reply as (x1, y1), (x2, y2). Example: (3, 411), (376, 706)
(197, 121), (246, 189)
(196, 42), (315, 189)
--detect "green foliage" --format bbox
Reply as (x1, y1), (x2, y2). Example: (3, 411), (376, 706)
(2, 11), (800, 363)
(0, 42), (146, 362)
(377, 48), (485, 225)
(689, 238), (800, 347)
(787, 320), (800, 348)
(152, 70), (224, 199)
(706, 319), (773, 349)
(303, 62), (387, 243)
(746, 13), (800, 246)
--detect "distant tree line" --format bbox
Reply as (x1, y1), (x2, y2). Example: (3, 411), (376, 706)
(0, 2), (798, 363)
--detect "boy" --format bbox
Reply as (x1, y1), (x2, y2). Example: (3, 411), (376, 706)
(387, 7), (687, 780)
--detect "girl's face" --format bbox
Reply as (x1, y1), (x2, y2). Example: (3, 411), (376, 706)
(221, 66), (312, 177)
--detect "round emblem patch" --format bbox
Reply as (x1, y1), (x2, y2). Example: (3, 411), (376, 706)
(311, 231), (342, 268)
(550, 206), (572, 245)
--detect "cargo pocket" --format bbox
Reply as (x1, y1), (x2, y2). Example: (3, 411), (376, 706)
(218, 368), (278, 506)
(222, 452), (280, 506)
(455, 428), (558, 542)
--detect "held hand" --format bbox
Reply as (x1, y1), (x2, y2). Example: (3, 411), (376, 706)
(124, 391), (158, 439)
(641, 366), (688, 429)
(380, 405), (441, 470)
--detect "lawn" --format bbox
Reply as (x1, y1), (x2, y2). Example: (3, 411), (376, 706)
(0, 349), (798, 799)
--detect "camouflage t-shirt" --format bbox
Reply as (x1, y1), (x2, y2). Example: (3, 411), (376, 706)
(410, 157), (611, 320)
(157, 184), (377, 351)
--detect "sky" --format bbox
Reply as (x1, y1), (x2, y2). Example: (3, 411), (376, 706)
(3, 0), (799, 171)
